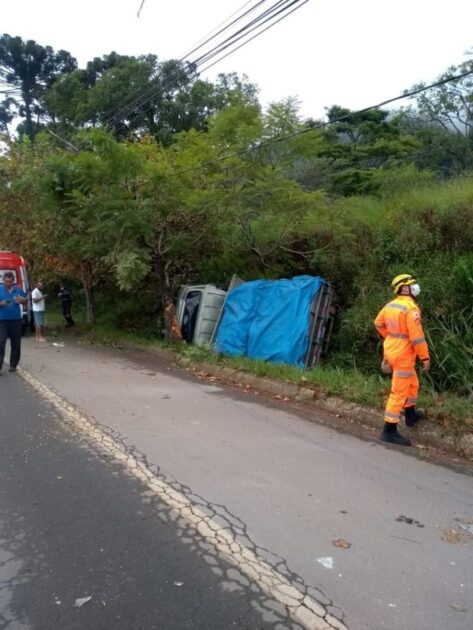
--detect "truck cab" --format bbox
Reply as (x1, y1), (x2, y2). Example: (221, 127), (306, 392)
(0, 251), (32, 332)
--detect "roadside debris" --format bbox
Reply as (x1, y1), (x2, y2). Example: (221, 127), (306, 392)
(442, 529), (468, 544)
(316, 557), (334, 570)
(74, 596), (92, 608)
(52, 342), (65, 348)
(459, 523), (473, 536)
(442, 523), (473, 545)
(332, 539), (352, 549)
(454, 518), (473, 537)
(396, 515), (424, 528)
(450, 604), (468, 612)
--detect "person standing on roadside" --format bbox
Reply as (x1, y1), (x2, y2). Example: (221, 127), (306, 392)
(0, 271), (28, 373)
(58, 282), (75, 326)
(32, 280), (47, 342)
(374, 274), (431, 446)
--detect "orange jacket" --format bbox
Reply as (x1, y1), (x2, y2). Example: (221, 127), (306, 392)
(374, 295), (430, 365)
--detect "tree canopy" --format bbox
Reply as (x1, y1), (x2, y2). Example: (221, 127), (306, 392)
(0, 33), (77, 139)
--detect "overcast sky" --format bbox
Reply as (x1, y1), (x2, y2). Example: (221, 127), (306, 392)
(3, 0), (473, 118)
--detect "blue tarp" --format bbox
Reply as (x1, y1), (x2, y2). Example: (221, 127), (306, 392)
(214, 275), (325, 367)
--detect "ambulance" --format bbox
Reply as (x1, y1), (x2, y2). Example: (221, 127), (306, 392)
(0, 251), (32, 332)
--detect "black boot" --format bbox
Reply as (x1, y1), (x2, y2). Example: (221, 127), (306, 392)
(380, 422), (411, 446)
(404, 406), (425, 428)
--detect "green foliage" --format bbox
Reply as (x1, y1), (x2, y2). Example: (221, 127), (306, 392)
(44, 54), (259, 145)
(0, 33), (77, 139)
(425, 309), (473, 395)
(1, 51), (473, 404)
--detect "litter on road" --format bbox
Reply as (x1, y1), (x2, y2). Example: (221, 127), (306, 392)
(316, 557), (334, 570)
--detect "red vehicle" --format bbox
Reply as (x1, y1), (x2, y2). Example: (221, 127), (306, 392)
(0, 250), (32, 332)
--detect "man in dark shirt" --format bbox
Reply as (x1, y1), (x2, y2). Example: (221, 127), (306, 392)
(0, 271), (28, 373)
(58, 282), (75, 326)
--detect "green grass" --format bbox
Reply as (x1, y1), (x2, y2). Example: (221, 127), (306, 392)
(45, 303), (167, 348)
(147, 341), (473, 428)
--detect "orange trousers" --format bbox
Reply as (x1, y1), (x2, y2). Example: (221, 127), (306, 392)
(384, 363), (419, 424)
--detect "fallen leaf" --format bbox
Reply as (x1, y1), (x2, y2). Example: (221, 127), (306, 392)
(332, 538), (352, 549)
(442, 529), (464, 544)
(74, 596), (92, 608)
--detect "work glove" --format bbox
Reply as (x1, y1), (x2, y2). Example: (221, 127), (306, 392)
(381, 358), (392, 375)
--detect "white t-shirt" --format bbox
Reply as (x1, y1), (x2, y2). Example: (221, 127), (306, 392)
(32, 288), (45, 312)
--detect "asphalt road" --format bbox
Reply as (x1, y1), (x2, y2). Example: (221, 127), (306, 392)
(1, 337), (472, 629)
(0, 372), (309, 630)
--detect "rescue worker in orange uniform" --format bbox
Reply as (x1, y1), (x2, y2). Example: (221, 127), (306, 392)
(374, 274), (431, 446)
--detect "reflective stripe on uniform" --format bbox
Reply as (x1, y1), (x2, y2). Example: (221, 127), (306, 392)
(384, 410), (400, 421)
(387, 303), (409, 313)
(375, 323), (386, 328)
(387, 332), (409, 339)
(411, 337), (426, 345)
(394, 370), (413, 378)
(405, 397), (417, 404)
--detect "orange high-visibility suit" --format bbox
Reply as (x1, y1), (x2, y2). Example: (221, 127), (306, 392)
(374, 296), (430, 424)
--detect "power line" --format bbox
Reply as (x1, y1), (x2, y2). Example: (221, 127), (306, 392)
(171, 67), (473, 176)
(192, 0), (299, 67)
(107, 0), (303, 129)
(180, 0), (271, 67)
(101, 0), (272, 125)
(137, 0), (146, 18)
(199, 0), (309, 74)
(179, 0), (256, 59)
(105, 0), (308, 130)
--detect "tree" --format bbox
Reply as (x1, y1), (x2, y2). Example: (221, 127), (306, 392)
(400, 59), (473, 175)
(309, 106), (420, 195)
(410, 59), (473, 137)
(0, 34), (77, 139)
(0, 96), (14, 132)
(45, 55), (258, 144)
(397, 109), (473, 175)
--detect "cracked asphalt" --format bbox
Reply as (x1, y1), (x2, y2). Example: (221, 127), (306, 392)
(0, 373), (311, 630)
(1, 337), (473, 629)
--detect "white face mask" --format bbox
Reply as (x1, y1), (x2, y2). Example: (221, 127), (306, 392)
(410, 283), (421, 297)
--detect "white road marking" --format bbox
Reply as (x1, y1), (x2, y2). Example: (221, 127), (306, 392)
(19, 368), (347, 630)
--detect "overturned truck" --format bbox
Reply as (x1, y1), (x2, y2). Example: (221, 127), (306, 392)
(176, 275), (334, 368)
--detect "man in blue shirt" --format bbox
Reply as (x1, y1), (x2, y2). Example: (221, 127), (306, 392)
(0, 271), (28, 373)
